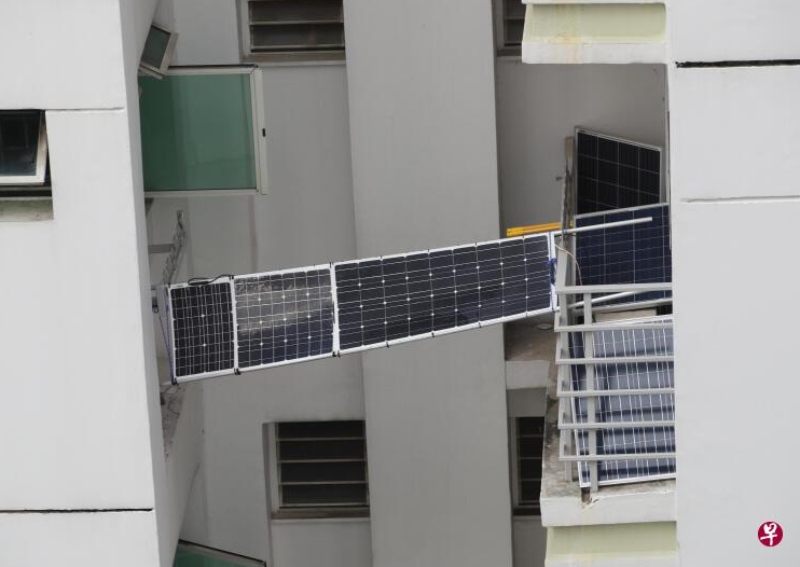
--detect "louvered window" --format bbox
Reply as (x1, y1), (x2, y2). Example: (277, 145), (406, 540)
(515, 416), (544, 515)
(275, 420), (368, 509)
(243, 0), (345, 61)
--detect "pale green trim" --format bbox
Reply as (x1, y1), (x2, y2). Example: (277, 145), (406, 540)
(524, 3), (666, 44)
(547, 521), (677, 560)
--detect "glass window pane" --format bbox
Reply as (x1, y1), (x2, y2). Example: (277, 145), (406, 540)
(0, 111), (41, 177)
(279, 439), (365, 461)
(141, 26), (171, 70)
(282, 483), (368, 506)
(278, 420), (364, 439)
(139, 73), (257, 192)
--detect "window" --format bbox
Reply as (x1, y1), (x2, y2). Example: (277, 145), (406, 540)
(0, 110), (48, 188)
(497, 0), (525, 56)
(240, 0), (345, 62)
(271, 420), (368, 516)
(513, 416), (544, 515)
(139, 24), (178, 77)
(138, 68), (268, 194)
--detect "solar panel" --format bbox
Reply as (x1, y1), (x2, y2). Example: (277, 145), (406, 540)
(235, 267), (335, 370)
(169, 281), (235, 379)
(575, 129), (661, 215)
(165, 233), (559, 382)
(569, 319), (675, 486)
(574, 204), (671, 300)
(335, 235), (553, 352)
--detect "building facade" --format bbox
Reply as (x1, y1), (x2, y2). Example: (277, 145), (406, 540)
(0, 1), (795, 566)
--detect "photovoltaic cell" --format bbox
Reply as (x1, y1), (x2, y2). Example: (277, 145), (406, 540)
(170, 282), (235, 378)
(335, 234), (552, 352)
(576, 130), (661, 215)
(235, 268), (334, 369)
(575, 204), (671, 295)
(569, 320), (675, 486)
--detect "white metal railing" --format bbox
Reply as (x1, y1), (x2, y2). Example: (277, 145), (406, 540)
(552, 243), (676, 491)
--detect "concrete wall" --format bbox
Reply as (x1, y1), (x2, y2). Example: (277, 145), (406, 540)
(670, 65), (800, 566)
(670, 0), (800, 62)
(0, 0), (165, 565)
(157, 61), (366, 567)
(496, 61), (667, 230)
(343, 1), (513, 567)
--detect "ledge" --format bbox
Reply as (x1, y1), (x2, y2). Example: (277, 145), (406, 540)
(0, 197), (53, 221)
(540, 391), (676, 527)
(521, 3), (666, 65)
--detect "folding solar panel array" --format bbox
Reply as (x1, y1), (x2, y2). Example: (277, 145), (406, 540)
(575, 130), (662, 215)
(165, 234), (555, 382)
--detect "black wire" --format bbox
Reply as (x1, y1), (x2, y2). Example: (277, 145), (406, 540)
(187, 274), (234, 286)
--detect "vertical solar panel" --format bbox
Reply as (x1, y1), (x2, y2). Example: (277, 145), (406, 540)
(335, 234), (553, 353)
(169, 281), (235, 379)
(569, 320), (675, 486)
(575, 129), (661, 215)
(235, 267), (334, 369)
(575, 204), (671, 292)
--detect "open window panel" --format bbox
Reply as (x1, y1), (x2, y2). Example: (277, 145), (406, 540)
(0, 110), (49, 194)
(573, 128), (665, 216)
(139, 67), (268, 195)
(138, 24), (178, 78)
(175, 540), (265, 567)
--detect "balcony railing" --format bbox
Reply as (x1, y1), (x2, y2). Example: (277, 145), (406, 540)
(552, 240), (676, 491)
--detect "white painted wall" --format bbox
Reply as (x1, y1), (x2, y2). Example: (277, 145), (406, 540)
(171, 0), (241, 66)
(670, 65), (800, 566)
(343, 1), (513, 567)
(0, 512), (160, 567)
(159, 63), (367, 566)
(670, 0), (800, 62)
(0, 0), (166, 565)
(272, 519), (372, 567)
(514, 517), (547, 567)
(496, 61), (667, 230)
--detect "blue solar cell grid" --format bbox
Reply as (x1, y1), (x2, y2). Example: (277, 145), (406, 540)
(569, 324), (676, 486)
(170, 282), (235, 378)
(335, 235), (552, 351)
(576, 130), (661, 215)
(575, 204), (671, 289)
(235, 269), (334, 369)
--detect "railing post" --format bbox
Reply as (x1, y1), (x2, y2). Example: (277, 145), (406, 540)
(583, 292), (599, 492)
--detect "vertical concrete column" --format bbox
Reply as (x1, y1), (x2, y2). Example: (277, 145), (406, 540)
(669, 3), (800, 564)
(343, 1), (514, 566)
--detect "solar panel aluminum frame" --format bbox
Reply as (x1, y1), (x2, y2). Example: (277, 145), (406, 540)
(168, 277), (238, 383)
(335, 232), (556, 357)
(573, 202), (668, 222)
(574, 128), (665, 214)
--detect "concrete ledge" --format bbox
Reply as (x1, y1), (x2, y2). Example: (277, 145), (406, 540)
(546, 522), (678, 567)
(521, 3), (666, 65)
(540, 393), (676, 527)
(0, 198), (53, 222)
